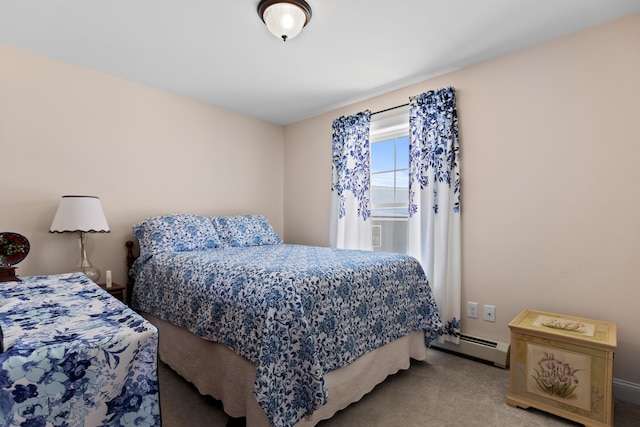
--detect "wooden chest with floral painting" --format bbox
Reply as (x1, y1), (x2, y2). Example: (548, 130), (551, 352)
(507, 309), (617, 426)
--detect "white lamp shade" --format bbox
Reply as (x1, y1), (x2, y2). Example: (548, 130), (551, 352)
(50, 195), (110, 233)
(263, 3), (308, 41)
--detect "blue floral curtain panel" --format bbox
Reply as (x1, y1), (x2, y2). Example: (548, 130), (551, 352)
(407, 87), (461, 343)
(330, 111), (373, 250)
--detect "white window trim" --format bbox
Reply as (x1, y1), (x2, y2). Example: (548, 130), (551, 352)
(370, 104), (410, 142)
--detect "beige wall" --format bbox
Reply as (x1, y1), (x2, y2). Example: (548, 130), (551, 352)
(284, 13), (640, 384)
(2, 12), (638, 389)
(1, 44), (284, 287)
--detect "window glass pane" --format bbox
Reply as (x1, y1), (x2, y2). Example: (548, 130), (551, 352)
(371, 139), (394, 173)
(371, 171), (395, 188)
(371, 172), (395, 204)
(396, 136), (410, 169)
(396, 169), (409, 189)
(396, 170), (409, 203)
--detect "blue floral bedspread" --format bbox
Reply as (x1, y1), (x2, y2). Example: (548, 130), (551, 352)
(131, 244), (442, 427)
(0, 273), (160, 426)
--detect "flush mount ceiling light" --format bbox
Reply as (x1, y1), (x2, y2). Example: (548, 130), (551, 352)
(258, 0), (312, 42)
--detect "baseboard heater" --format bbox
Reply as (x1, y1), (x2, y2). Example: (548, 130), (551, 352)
(432, 334), (510, 368)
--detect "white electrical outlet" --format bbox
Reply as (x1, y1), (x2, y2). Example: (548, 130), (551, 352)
(484, 305), (496, 322)
(467, 302), (478, 319)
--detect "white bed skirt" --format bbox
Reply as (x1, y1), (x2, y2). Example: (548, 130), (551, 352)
(141, 312), (428, 427)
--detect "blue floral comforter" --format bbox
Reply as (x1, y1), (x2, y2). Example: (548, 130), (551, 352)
(131, 244), (442, 427)
(0, 273), (160, 426)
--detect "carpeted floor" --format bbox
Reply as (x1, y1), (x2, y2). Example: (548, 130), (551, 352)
(158, 348), (640, 426)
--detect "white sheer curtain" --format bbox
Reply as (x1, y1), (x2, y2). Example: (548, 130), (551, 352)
(330, 111), (373, 250)
(407, 87), (461, 343)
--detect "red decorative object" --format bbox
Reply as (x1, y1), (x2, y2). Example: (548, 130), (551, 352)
(0, 232), (30, 266)
(0, 232), (30, 282)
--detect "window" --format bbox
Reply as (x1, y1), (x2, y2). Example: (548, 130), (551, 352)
(369, 105), (410, 253)
(370, 136), (409, 217)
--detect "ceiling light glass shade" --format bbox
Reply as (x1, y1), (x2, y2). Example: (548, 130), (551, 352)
(258, 0), (312, 42)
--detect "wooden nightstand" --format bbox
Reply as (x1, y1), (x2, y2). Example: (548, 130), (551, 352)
(98, 282), (128, 304)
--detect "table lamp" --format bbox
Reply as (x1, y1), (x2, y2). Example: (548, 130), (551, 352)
(49, 195), (110, 283)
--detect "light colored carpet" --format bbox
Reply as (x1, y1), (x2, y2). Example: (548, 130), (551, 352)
(158, 348), (640, 426)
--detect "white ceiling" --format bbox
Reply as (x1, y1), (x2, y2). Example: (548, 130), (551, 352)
(2, 0), (640, 125)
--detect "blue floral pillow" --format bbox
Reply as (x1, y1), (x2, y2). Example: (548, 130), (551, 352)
(133, 214), (222, 255)
(211, 215), (282, 247)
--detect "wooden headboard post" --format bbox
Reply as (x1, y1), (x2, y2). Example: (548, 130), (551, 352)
(126, 241), (136, 305)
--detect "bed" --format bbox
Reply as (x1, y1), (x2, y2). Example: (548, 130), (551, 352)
(0, 272), (160, 426)
(128, 213), (443, 427)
